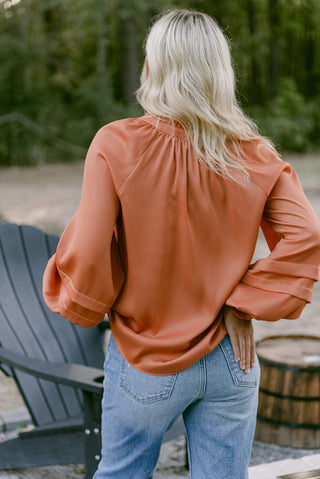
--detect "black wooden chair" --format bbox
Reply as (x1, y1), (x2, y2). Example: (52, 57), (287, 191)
(0, 223), (185, 478)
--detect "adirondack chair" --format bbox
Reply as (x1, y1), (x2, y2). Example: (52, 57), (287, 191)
(0, 223), (186, 478)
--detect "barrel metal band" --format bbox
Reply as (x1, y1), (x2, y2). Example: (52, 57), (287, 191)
(259, 387), (320, 401)
(257, 415), (320, 430)
(258, 357), (320, 372)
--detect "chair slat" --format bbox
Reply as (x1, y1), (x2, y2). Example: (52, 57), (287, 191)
(0, 302), (55, 425)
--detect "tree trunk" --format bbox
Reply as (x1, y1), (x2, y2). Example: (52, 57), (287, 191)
(246, 0), (262, 104)
(96, 1), (108, 76)
(267, 0), (281, 100)
(122, 16), (139, 105)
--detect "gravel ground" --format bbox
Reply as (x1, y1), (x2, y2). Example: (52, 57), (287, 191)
(0, 153), (319, 478)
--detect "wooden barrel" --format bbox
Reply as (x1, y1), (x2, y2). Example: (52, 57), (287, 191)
(255, 335), (320, 448)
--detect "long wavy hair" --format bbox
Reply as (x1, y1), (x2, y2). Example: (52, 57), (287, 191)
(136, 9), (274, 181)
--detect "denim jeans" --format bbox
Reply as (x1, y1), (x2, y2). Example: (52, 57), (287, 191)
(93, 334), (260, 479)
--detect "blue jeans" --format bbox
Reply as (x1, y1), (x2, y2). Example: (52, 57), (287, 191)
(93, 334), (260, 479)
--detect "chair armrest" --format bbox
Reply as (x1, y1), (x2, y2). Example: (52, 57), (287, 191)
(0, 346), (104, 394)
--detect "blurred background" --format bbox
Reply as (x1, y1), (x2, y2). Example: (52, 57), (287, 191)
(0, 5), (320, 476)
(0, 0), (320, 166)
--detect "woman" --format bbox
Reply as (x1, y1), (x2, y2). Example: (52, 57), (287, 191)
(43, 9), (320, 479)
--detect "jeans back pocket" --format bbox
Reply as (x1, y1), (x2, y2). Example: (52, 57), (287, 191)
(120, 359), (177, 404)
(219, 335), (260, 388)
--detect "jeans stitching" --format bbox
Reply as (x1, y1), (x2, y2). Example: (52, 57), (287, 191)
(198, 357), (207, 399)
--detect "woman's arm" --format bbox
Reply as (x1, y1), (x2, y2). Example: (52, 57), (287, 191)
(224, 163), (320, 370)
(43, 128), (125, 327)
(226, 163), (320, 321)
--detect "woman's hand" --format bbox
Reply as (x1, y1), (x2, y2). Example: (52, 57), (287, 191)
(223, 306), (255, 374)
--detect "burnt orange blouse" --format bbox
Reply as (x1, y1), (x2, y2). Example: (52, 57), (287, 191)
(43, 113), (320, 374)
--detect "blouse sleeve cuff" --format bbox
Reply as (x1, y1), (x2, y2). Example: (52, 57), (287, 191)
(59, 295), (105, 328)
(228, 307), (253, 321)
(225, 282), (308, 321)
(43, 254), (107, 328)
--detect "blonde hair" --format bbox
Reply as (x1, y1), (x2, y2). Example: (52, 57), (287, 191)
(136, 9), (273, 181)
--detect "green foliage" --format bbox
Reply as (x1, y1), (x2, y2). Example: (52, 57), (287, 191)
(249, 78), (320, 152)
(0, 0), (320, 166)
